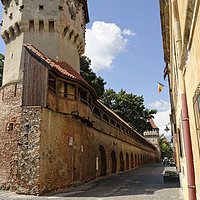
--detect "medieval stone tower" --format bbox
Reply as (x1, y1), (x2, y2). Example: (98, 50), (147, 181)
(1, 0), (89, 86)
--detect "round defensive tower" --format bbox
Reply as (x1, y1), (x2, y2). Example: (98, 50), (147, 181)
(0, 0), (89, 85)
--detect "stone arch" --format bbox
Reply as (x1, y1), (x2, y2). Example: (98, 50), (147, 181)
(111, 150), (117, 173)
(131, 153), (134, 168)
(119, 151), (124, 171)
(138, 154), (140, 166)
(135, 154), (137, 167)
(99, 145), (107, 176)
(126, 153), (129, 170)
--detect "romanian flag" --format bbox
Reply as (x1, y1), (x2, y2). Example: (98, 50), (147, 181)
(158, 82), (164, 93)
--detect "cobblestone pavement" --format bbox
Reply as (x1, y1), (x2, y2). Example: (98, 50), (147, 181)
(0, 163), (184, 200)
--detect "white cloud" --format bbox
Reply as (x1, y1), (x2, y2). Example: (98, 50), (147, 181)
(123, 29), (136, 36)
(153, 109), (171, 139)
(149, 100), (170, 111)
(149, 100), (171, 139)
(85, 21), (135, 72)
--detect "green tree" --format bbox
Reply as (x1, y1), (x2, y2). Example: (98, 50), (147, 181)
(0, 53), (4, 87)
(100, 89), (157, 134)
(80, 56), (106, 98)
(159, 134), (173, 159)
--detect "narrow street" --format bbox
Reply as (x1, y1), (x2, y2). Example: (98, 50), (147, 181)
(0, 163), (183, 200)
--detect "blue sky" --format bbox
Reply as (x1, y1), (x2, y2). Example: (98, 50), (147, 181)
(0, 1), (171, 138)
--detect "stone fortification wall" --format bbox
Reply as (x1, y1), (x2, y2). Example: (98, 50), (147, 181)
(0, 83), (42, 194)
(0, 83), (23, 191)
(0, 83), (156, 195)
(39, 108), (156, 194)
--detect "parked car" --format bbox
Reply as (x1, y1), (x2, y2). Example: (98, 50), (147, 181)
(169, 158), (175, 166)
(163, 157), (169, 165)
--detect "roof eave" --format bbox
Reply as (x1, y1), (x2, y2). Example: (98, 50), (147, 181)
(159, 0), (170, 64)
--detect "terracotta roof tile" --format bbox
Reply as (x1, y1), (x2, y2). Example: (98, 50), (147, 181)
(162, 136), (170, 143)
(149, 118), (158, 129)
(23, 44), (97, 98)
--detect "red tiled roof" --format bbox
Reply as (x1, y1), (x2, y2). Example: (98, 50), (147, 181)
(149, 118), (158, 129)
(23, 44), (97, 98)
(162, 136), (170, 143)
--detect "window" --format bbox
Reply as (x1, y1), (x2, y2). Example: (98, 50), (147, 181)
(49, 21), (54, 32)
(67, 84), (76, 99)
(29, 20), (34, 31)
(39, 20), (44, 31)
(93, 107), (101, 117)
(48, 74), (56, 93)
(193, 84), (200, 154)
(79, 87), (88, 104)
(57, 80), (65, 97)
(177, 128), (183, 158)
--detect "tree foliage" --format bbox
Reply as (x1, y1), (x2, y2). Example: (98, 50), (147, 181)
(0, 53), (4, 87)
(159, 134), (173, 159)
(80, 56), (106, 98)
(100, 89), (157, 134)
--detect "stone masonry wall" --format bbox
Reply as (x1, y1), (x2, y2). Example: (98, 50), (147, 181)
(0, 83), (23, 191)
(16, 106), (41, 195)
(0, 83), (42, 194)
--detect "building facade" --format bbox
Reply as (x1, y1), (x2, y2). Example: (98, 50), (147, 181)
(0, 0), (158, 195)
(159, 0), (200, 199)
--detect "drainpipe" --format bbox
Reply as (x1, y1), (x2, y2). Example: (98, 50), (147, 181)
(171, 0), (196, 199)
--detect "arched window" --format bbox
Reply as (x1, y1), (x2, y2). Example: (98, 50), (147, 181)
(116, 123), (120, 130)
(93, 107), (101, 117)
(110, 119), (115, 126)
(103, 114), (109, 122)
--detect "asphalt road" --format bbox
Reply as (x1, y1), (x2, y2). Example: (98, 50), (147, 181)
(0, 163), (183, 200)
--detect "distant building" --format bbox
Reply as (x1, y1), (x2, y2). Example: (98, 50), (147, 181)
(162, 136), (170, 144)
(143, 119), (161, 162)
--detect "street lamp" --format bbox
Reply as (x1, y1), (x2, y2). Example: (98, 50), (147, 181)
(164, 123), (170, 132)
